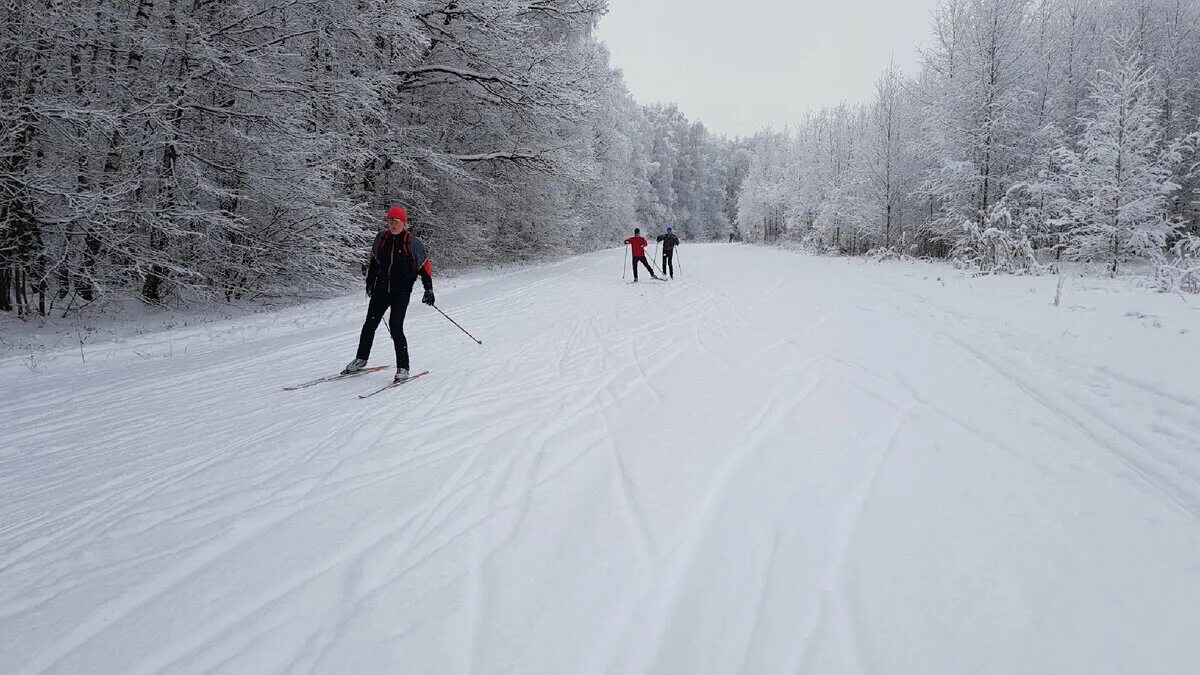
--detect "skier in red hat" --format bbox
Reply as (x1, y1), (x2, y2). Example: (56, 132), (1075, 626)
(342, 206), (435, 383)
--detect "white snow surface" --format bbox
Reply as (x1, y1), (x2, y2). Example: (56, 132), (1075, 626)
(3, 244), (1200, 674)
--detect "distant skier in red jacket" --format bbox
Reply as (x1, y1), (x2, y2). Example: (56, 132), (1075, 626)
(624, 228), (660, 282)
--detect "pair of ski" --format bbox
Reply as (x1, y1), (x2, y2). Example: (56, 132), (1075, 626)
(628, 277), (669, 284)
(283, 366), (430, 398)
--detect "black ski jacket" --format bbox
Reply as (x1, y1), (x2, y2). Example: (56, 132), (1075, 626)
(366, 230), (433, 295)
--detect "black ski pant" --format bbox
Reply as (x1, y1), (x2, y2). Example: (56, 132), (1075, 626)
(356, 288), (411, 369)
(661, 250), (675, 278)
(632, 255), (655, 280)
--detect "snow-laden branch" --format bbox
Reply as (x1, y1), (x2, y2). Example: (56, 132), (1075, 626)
(396, 65), (525, 89)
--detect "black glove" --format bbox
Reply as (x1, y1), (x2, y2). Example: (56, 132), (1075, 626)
(366, 283), (373, 298)
(422, 288), (435, 306)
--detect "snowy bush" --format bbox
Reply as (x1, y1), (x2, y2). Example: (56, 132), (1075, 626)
(1156, 235), (1200, 293)
(950, 208), (1042, 275)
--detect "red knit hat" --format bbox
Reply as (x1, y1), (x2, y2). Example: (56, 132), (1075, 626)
(386, 206), (407, 224)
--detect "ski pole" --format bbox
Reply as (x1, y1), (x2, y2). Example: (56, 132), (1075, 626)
(432, 304), (483, 345)
(622, 244), (628, 280)
(648, 254), (666, 277)
(676, 247), (683, 275)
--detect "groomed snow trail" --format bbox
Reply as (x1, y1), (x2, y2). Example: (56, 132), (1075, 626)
(3, 244), (1200, 674)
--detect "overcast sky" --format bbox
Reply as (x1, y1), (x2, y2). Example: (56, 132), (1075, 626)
(597, 0), (942, 138)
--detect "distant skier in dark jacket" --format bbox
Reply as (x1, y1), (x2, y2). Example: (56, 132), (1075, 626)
(625, 228), (659, 282)
(656, 227), (680, 279)
(343, 206), (434, 382)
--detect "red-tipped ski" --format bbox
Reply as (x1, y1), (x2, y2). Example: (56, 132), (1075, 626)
(359, 370), (430, 399)
(283, 366), (390, 391)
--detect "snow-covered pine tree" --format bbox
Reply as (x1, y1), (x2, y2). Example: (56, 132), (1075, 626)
(1052, 39), (1183, 275)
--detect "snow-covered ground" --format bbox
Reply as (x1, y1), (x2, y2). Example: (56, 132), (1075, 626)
(3, 243), (1200, 674)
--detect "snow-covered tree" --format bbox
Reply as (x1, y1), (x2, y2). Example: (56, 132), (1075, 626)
(2, 0), (753, 316)
(735, 0), (1200, 280)
(845, 61), (920, 251)
(1052, 42), (1183, 274)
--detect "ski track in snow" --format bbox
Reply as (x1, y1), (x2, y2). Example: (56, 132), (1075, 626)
(3, 244), (1200, 674)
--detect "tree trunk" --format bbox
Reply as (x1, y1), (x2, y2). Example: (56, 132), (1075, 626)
(0, 265), (11, 311)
